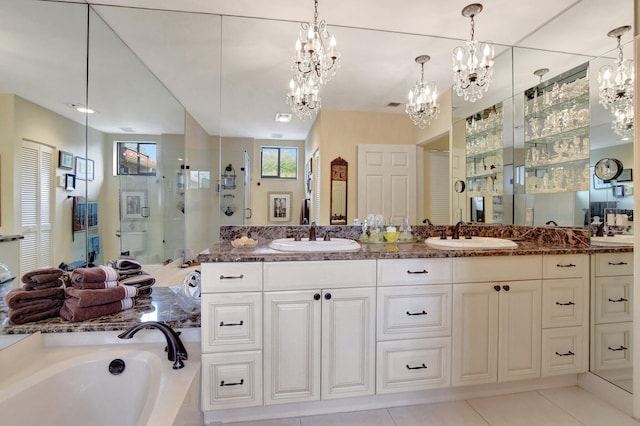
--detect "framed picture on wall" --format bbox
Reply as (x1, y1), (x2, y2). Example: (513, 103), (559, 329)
(618, 168), (633, 182)
(121, 190), (147, 220)
(75, 157), (94, 181)
(64, 173), (76, 191)
(268, 192), (291, 222)
(58, 150), (73, 170)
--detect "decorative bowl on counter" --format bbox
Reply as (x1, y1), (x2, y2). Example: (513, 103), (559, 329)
(231, 237), (257, 248)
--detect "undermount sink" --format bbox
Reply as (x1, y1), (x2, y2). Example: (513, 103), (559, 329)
(591, 235), (634, 246)
(425, 236), (518, 250)
(268, 238), (361, 252)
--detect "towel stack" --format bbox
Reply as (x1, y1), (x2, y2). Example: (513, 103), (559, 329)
(4, 268), (65, 324)
(109, 256), (156, 295)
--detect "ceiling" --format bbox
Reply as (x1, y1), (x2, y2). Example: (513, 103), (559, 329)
(2, 1), (635, 144)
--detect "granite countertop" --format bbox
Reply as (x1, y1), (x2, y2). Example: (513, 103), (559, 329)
(199, 239), (633, 263)
(1, 287), (200, 335)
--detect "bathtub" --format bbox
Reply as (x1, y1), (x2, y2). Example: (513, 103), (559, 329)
(0, 331), (201, 426)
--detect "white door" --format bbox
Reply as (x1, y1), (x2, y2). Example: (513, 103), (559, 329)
(20, 140), (53, 276)
(321, 287), (376, 400)
(452, 282), (500, 386)
(357, 144), (417, 224)
(498, 280), (542, 382)
(264, 290), (321, 405)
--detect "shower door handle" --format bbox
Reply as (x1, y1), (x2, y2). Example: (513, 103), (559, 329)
(245, 208), (252, 219)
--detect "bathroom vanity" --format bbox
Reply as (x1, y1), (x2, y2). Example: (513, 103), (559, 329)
(198, 228), (608, 424)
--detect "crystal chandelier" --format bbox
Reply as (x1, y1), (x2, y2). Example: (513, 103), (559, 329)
(452, 3), (495, 103)
(292, 0), (340, 87)
(286, 78), (321, 121)
(405, 55), (440, 128)
(612, 107), (634, 139)
(598, 25), (634, 138)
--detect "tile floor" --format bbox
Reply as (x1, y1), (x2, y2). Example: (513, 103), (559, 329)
(222, 386), (640, 425)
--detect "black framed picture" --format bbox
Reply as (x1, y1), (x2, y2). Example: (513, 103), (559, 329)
(58, 150), (73, 170)
(618, 168), (633, 182)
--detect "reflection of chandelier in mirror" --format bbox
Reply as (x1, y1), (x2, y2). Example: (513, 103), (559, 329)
(286, 78), (321, 121)
(292, 0), (340, 87)
(612, 108), (634, 139)
(452, 3), (494, 103)
(598, 25), (634, 138)
(405, 55), (440, 128)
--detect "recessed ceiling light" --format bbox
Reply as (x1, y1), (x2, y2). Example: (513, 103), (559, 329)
(67, 103), (96, 114)
(275, 113), (292, 123)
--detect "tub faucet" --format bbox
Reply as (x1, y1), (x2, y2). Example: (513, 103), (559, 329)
(118, 321), (188, 369)
(309, 221), (317, 241)
(422, 218), (433, 225)
(452, 220), (467, 240)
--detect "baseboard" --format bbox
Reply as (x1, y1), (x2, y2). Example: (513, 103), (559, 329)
(578, 372), (633, 416)
(204, 375), (577, 424)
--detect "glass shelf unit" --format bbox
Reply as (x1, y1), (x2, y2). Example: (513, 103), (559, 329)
(465, 103), (504, 198)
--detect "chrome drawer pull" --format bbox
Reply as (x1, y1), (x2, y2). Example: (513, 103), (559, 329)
(219, 274), (244, 280)
(556, 263), (576, 268)
(406, 363), (427, 370)
(220, 379), (244, 387)
(608, 346), (628, 352)
(406, 310), (428, 316)
(608, 261), (628, 266)
(219, 320), (244, 327)
(555, 301), (575, 306)
(407, 269), (428, 274)
(555, 351), (575, 357)
(608, 297), (628, 303)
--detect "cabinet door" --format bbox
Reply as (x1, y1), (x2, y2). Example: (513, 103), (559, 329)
(452, 282), (500, 387)
(264, 291), (321, 405)
(498, 280), (541, 382)
(321, 287), (376, 400)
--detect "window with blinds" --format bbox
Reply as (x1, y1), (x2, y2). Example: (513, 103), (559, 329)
(21, 140), (53, 276)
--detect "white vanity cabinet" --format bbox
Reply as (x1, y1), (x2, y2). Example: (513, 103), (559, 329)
(376, 258), (452, 394)
(592, 252), (633, 372)
(263, 260), (376, 405)
(200, 262), (264, 411)
(452, 256), (542, 386)
(540, 254), (589, 377)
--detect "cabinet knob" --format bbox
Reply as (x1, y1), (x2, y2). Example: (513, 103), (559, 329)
(502, 285), (510, 291)
(313, 293), (321, 301)
(494, 285), (501, 292)
(324, 293), (332, 300)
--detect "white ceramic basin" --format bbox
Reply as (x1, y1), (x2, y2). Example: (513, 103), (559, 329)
(425, 236), (518, 250)
(591, 235), (634, 246)
(269, 238), (361, 252)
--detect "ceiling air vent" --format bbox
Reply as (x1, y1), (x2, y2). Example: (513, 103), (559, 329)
(386, 102), (402, 107)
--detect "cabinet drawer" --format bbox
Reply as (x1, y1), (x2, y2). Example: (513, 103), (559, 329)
(264, 260), (376, 290)
(542, 254), (588, 279)
(377, 285), (451, 340)
(201, 262), (262, 293)
(201, 351), (262, 410)
(377, 258), (452, 286)
(376, 338), (451, 394)
(541, 327), (585, 377)
(201, 293), (262, 352)
(595, 252), (633, 277)
(595, 277), (633, 324)
(594, 323), (632, 371)
(542, 278), (585, 328)
(453, 255), (541, 283)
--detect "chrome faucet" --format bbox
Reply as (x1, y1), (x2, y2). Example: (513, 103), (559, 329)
(309, 221), (317, 241)
(118, 321), (188, 369)
(452, 220), (467, 239)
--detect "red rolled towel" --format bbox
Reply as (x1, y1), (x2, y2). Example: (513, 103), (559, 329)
(71, 265), (119, 284)
(119, 273), (155, 289)
(5, 287), (66, 309)
(65, 285), (138, 307)
(60, 298), (134, 322)
(21, 268), (65, 290)
(8, 300), (63, 324)
(70, 280), (119, 290)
